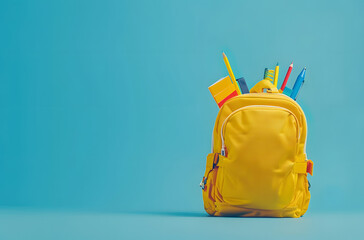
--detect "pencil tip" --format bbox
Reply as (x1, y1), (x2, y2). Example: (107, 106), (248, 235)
(276, 62), (279, 66)
(222, 52), (226, 57)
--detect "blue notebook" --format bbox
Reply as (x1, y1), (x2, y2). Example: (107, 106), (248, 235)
(236, 77), (249, 94)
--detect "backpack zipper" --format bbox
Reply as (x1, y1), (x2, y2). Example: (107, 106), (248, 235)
(220, 105), (300, 156)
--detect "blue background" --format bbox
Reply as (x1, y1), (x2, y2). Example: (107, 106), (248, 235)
(0, 0), (363, 238)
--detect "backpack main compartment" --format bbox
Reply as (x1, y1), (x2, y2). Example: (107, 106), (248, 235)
(201, 93), (312, 218)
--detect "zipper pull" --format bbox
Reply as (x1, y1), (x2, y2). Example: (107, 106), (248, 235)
(221, 145), (226, 157)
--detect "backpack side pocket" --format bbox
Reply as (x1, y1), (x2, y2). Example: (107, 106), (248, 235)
(201, 153), (220, 216)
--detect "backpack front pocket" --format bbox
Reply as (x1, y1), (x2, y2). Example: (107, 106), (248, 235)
(217, 106), (300, 210)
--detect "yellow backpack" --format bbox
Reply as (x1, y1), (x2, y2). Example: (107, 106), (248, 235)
(200, 81), (313, 218)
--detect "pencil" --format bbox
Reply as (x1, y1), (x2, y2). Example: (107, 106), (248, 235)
(273, 62), (279, 87)
(222, 52), (242, 95)
(280, 62), (293, 92)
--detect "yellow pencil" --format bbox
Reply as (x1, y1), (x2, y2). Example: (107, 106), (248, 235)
(222, 52), (242, 95)
(273, 62), (279, 87)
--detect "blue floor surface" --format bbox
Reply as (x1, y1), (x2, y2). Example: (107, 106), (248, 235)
(0, 209), (361, 239)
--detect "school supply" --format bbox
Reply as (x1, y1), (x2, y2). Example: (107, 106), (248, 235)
(290, 67), (306, 100)
(273, 63), (279, 87)
(208, 76), (239, 108)
(264, 68), (275, 82)
(201, 79), (313, 218)
(236, 77), (249, 94)
(263, 68), (268, 79)
(222, 52), (242, 95)
(280, 62), (293, 92)
(283, 87), (292, 96)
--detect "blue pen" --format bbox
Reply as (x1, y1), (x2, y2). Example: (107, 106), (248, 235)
(290, 67), (306, 100)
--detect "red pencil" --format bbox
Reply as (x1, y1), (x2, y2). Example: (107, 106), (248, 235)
(280, 62), (293, 91)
